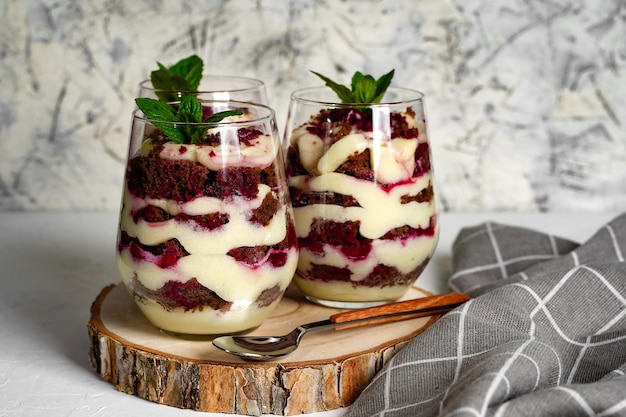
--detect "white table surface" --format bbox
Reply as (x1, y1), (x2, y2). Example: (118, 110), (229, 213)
(0, 211), (621, 416)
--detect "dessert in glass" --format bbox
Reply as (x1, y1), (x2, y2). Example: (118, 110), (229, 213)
(283, 72), (439, 308)
(116, 98), (298, 336)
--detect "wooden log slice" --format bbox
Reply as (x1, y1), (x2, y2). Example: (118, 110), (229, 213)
(88, 282), (439, 416)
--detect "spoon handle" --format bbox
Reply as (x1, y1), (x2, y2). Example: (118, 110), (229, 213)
(328, 291), (470, 330)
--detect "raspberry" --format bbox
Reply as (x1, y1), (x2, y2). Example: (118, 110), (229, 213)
(155, 239), (190, 268)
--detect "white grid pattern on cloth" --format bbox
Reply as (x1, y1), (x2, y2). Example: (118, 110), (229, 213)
(552, 386), (595, 415)
(486, 222), (507, 279)
(345, 213), (626, 417)
(441, 303), (470, 415)
(607, 225), (625, 262)
(599, 398), (626, 416)
(449, 254), (556, 283)
(448, 221), (580, 296)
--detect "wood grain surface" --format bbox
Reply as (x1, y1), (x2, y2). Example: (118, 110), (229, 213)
(88, 282), (441, 415)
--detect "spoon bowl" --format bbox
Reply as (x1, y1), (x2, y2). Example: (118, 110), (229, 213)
(213, 292), (469, 361)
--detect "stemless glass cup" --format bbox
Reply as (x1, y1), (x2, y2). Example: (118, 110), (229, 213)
(116, 100), (298, 336)
(283, 86), (439, 308)
(137, 75), (269, 105)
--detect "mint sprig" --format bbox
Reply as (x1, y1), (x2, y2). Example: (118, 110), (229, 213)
(311, 69), (395, 103)
(151, 55), (204, 102)
(136, 95), (243, 144)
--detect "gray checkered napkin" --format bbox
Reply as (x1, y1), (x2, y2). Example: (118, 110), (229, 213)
(346, 213), (626, 417)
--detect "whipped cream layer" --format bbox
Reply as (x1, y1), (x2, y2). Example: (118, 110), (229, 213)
(116, 134), (298, 334)
(290, 174), (433, 239)
(287, 107), (438, 303)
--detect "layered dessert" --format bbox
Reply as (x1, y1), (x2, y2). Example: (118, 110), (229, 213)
(286, 105), (438, 305)
(116, 111), (298, 335)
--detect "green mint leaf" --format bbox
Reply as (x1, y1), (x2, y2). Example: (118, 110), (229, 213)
(152, 62), (193, 90)
(312, 69), (395, 104)
(150, 64), (193, 102)
(353, 74), (378, 103)
(137, 77), (245, 144)
(351, 71), (364, 92)
(135, 98), (176, 121)
(179, 94), (203, 123)
(186, 109), (244, 144)
(176, 112), (206, 144)
(373, 69), (395, 103)
(204, 109), (244, 123)
(168, 55), (203, 90)
(149, 54), (204, 102)
(310, 71), (354, 103)
(176, 112), (199, 123)
(153, 121), (187, 144)
(135, 97), (186, 144)
(189, 129), (208, 144)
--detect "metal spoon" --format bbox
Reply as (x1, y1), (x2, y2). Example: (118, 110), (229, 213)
(212, 291), (470, 360)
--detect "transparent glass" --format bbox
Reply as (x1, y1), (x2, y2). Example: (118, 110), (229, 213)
(283, 87), (439, 308)
(137, 75), (269, 105)
(116, 101), (298, 336)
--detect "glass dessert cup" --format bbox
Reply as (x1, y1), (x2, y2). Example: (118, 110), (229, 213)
(284, 87), (439, 308)
(137, 75), (269, 105)
(116, 101), (298, 336)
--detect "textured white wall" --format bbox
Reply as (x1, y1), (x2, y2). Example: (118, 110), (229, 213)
(1, 0), (625, 211)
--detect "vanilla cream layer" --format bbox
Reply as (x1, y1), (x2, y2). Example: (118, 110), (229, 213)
(297, 230), (438, 282)
(132, 292), (283, 335)
(290, 173), (435, 239)
(117, 246), (298, 302)
(293, 276), (410, 303)
(120, 184), (288, 252)
(118, 181), (297, 298)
